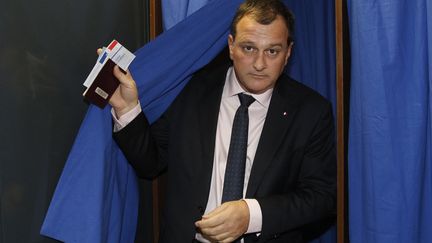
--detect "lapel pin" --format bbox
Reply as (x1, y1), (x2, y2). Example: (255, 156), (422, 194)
(283, 112), (287, 116)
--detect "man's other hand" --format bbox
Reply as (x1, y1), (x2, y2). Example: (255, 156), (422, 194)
(195, 200), (250, 243)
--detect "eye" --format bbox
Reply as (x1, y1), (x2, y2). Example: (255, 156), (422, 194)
(244, 46), (253, 52)
(266, 49), (280, 56)
(241, 45), (255, 53)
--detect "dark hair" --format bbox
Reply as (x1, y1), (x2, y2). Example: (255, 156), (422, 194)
(230, 0), (295, 44)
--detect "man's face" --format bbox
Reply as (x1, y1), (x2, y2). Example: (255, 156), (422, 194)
(228, 15), (292, 94)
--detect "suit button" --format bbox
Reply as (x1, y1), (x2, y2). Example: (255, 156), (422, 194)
(273, 234), (279, 239)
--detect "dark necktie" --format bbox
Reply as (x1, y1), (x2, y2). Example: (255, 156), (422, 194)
(222, 93), (255, 203)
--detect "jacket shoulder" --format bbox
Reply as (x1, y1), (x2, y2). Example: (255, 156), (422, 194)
(276, 74), (332, 108)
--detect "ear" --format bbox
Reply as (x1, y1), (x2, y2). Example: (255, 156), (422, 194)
(284, 42), (294, 65)
(228, 34), (235, 60)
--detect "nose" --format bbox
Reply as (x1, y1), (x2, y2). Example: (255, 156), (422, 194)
(253, 52), (267, 71)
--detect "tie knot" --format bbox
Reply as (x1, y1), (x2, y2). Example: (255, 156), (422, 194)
(238, 93), (255, 107)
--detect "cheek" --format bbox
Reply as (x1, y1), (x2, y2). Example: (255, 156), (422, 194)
(234, 59), (253, 72)
(271, 59), (288, 73)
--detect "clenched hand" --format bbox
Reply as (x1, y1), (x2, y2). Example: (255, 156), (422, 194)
(195, 200), (250, 243)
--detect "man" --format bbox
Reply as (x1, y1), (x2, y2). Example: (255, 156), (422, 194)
(109, 0), (336, 242)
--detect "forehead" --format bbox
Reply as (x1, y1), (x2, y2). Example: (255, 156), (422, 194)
(234, 15), (289, 46)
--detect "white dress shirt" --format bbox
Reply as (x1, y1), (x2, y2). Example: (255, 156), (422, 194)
(112, 67), (273, 242)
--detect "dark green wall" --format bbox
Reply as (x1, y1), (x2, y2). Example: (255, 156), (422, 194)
(0, 0), (153, 242)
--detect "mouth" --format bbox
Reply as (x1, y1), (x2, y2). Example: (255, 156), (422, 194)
(249, 73), (268, 79)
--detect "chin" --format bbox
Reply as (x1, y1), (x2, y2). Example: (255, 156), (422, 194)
(245, 85), (271, 94)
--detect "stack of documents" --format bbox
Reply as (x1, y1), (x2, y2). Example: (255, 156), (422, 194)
(83, 40), (135, 108)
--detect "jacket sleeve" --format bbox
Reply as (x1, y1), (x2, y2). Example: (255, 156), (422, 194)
(113, 111), (170, 179)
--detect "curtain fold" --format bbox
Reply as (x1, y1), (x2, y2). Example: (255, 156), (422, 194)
(161, 0), (211, 30)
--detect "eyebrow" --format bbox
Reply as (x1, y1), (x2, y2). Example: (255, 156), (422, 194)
(236, 41), (284, 49)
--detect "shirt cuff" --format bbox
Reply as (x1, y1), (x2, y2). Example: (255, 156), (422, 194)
(111, 102), (142, 132)
(243, 198), (262, 234)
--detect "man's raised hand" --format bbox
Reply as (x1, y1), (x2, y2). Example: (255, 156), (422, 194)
(96, 48), (138, 117)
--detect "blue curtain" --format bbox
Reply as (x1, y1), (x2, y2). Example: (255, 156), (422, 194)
(161, 0), (212, 30)
(284, 0), (336, 110)
(41, 0), (336, 242)
(348, 0), (432, 242)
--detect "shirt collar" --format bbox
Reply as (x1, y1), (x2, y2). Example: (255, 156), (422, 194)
(224, 66), (273, 108)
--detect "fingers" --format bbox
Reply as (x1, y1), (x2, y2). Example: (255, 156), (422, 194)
(95, 47), (133, 87)
(202, 203), (227, 219)
(200, 223), (229, 239)
(195, 208), (225, 240)
(205, 231), (233, 243)
(109, 65), (138, 116)
(195, 201), (250, 243)
(196, 204), (227, 229)
(196, 214), (224, 232)
(113, 65), (134, 87)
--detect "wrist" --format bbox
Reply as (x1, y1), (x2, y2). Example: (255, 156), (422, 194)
(242, 199), (262, 234)
(113, 100), (139, 118)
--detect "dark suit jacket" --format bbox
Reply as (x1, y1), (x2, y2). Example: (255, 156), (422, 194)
(114, 62), (336, 243)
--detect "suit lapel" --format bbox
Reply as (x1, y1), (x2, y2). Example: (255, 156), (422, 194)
(246, 77), (300, 197)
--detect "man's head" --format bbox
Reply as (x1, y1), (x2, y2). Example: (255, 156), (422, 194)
(228, 0), (294, 94)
